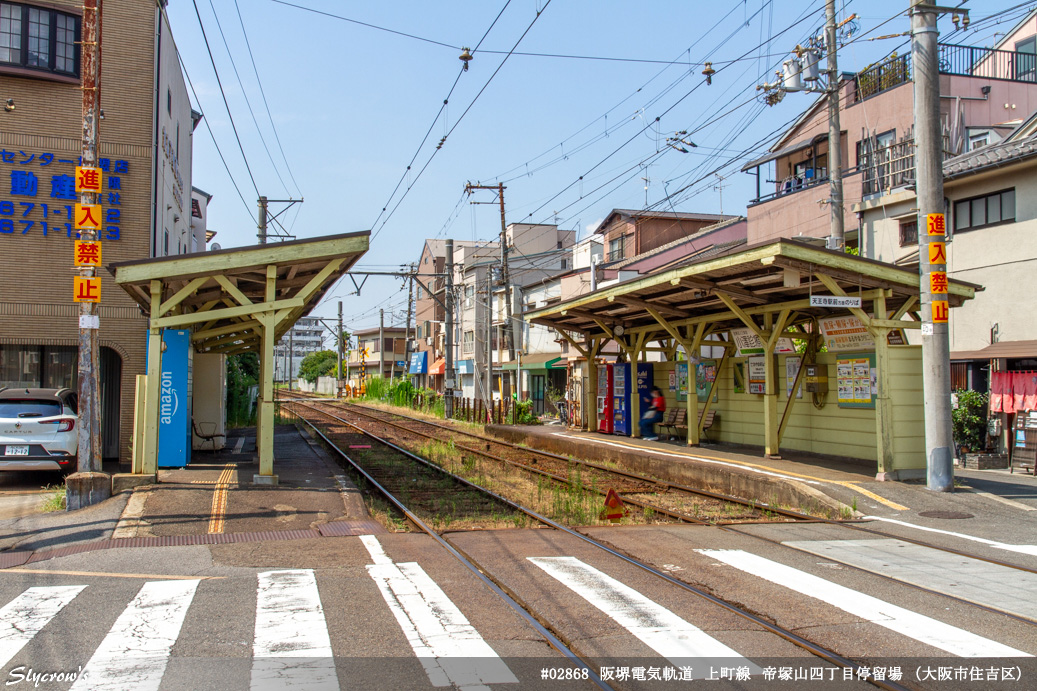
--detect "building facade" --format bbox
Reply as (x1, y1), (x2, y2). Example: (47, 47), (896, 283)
(0, 0), (199, 460)
(274, 316), (325, 383)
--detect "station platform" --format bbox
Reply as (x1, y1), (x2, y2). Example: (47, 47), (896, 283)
(487, 423), (1037, 522)
(110, 425), (384, 541)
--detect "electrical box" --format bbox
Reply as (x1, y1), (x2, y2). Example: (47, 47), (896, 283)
(804, 363), (828, 393)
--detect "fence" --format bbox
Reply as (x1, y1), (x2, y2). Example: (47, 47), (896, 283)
(448, 397), (518, 425)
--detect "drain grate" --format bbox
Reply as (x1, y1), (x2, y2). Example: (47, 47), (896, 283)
(918, 510), (974, 519)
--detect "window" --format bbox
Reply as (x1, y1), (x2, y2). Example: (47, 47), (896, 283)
(0, 3), (80, 77)
(416, 286), (423, 300)
(1016, 36), (1036, 82)
(608, 236), (624, 262)
(954, 189), (1015, 232)
(969, 133), (989, 151)
(464, 285), (474, 309)
(463, 331), (474, 354)
(561, 258), (567, 270)
(898, 219), (918, 247)
(167, 88), (171, 115)
(416, 326), (422, 339)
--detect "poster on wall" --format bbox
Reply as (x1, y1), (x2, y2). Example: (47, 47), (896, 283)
(747, 356), (766, 394)
(675, 361), (689, 402)
(818, 316), (875, 352)
(696, 359), (718, 402)
(836, 353), (876, 408)
(731, 328), (796, 356)
(785, 355), (802, 399)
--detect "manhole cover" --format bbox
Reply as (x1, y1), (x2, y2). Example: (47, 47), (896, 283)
(918, 510), (974, 519)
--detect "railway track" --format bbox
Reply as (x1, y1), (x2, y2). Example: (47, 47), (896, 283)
(278, 394), (914, 691)
(279, 391), (1037, 632)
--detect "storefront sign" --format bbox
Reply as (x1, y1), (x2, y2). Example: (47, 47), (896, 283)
(1, 151), (129, 240)
(408, 351), (428, 375)
(818, 316), (874, 352)
(809, 295), (861, 308)
(731, 328), (795, 356)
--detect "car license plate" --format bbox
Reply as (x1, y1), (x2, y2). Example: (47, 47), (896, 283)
(4, 446), (29, 456)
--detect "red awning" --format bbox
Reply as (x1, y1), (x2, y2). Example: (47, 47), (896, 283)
(428, 358), (445, 375)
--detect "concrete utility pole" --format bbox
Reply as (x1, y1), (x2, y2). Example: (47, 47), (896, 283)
(912, 0), (958, 491)
(825, 0), (844, 250)
(444, 240), (455, 418)
(404, 264), (414, 382)
(337, 301), (343, 392)
(379, 309), (385, 380)
(486, 270), (494, 411)
(257, 195), (267, 244)
(288, 328), (294, 391)
(67, 0), (109, 510)
(464, 182), (513, 361)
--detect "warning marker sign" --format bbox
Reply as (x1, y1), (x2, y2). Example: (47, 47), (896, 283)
(599, 488), (628, 522)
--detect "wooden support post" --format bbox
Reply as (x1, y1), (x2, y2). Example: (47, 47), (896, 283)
(872, 293), (896, 479)
(586, 338), (601, 432)
(777, 344), (810, 447)
(627, 331), (648, 437)
(255, 265), (278, 485)
(142, 280), (163, 476)
(762, 309), (791, 458)
(699, 344), (730, 433)
(685, 323), (706, 446)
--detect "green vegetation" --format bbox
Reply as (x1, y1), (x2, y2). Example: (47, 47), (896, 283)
(226, 352), (259, 427)
(298, 350), (339, 384)
(40, 484), (66, 512)
(363, 377), (444, 417)
(952, 388), (989, 453)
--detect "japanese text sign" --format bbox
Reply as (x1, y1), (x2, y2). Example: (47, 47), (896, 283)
(928, 241), (947, 265)
(932, 300), (949, 324)
(73, 276), (101, 302)
(926, 213), (945, 236)
(930, 271), (948, 294)
(74, 241), (102, 267)
(75, 166), (103, 193)
(74, 203), (101, 230)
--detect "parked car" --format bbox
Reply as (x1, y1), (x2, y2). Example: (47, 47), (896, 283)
(0, 388), (78, 473)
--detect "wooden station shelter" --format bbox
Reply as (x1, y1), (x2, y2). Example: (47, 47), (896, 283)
(110, 232), (369, 484)
(526, 239), (978, 480)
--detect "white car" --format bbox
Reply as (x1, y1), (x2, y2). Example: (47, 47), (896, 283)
(0, 388), (78, 473)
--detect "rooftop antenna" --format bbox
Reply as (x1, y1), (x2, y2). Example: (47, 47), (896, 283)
(714, 173), (729, 215)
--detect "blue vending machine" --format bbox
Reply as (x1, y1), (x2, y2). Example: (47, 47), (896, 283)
(613, 362), (655, 437)
(157, 329), (191, 468)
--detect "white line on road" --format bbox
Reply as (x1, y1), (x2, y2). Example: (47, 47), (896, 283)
(367, 561), (518, 689)
(71, 579), (200, 691)
(961, 486), (1036, 512)
(863, 515), (1037, 557)
(697, 549), (1031, 658)
(252, 569), (337, 691)
(359, 534), (393, 565)
(528, 556), (753, 673)
(0, 585), (86, 670)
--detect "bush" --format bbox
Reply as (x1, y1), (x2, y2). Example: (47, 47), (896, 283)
(951, 389), (988, 453)
(514, 399), (539, 425)
(298, 350), (338, 384)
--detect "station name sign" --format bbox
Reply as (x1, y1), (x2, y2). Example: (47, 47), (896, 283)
(809, 295), (861, 308)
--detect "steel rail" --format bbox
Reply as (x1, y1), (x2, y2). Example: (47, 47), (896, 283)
(286, 399), (911, 691)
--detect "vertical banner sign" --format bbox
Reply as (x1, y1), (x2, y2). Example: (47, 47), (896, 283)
(927, 213), (948, 324)
(158, 329), (191, 468)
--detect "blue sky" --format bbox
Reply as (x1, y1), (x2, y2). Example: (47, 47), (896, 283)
(165, 0), (1028, 337)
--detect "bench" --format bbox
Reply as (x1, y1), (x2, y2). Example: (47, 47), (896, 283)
(674, 409), (718, 443)
(658, 408), (683, 440)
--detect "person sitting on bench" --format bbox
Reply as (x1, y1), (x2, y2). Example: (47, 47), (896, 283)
(640, 386), (666, 441)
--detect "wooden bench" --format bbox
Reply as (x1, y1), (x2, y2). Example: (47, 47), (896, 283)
(674, 409), (718, 443)
(658, 408), (683, 440)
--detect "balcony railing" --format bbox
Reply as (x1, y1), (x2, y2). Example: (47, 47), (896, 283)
(854, 43), (1037, 102)
(860, 139), (916, 196)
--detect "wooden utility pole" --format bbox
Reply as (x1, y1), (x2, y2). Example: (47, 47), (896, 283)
(337, 301), (343, 393)
(67, 0), (110, 510)
(912, 0), (961, 491)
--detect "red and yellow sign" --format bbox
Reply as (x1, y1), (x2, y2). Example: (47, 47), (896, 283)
(74, 241), (102, 267)
(926, 213), (945, 236)
(930, 271), (948, 294)
(599, 488), (628, 523)
(73, 276), (101, 303)
(933, 300), (949, 324)
(928, 241), (947, 265)
(74, 203), (101, 230)
(75, 166), (103, 193)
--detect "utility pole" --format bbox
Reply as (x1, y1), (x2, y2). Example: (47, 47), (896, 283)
(913, 0), (962, 491)
(404, 264), (414, 383)
(486, 270), (494, 412)
(464, 182), (513, 362)
(288, 328), (294, 391)
(379, 309), (385, 381)
(257, 195), (267, 244)
(444, 240), (455, 418)
(68, 0), (109, 510)
(825, 0), (844, 251)
(337, 301), (343, 394)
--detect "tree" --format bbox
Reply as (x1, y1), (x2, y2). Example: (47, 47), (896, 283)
(298, 350), (338, 384)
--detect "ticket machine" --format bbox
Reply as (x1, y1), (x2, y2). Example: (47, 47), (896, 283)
(596, 363), (614, 434)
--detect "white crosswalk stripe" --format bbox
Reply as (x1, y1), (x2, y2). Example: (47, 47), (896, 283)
(70, 579), (200, 691)
(698, 549), (1032, 658)
(251, 569), (338, 691)
(528, 556), (757, 676)
(360, 536), (518, 690)
(0, 585), (85, 670)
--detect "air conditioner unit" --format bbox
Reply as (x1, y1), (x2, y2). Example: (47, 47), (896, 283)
(426, 337), (433, 346)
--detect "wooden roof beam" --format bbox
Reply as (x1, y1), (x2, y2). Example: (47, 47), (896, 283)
(608, 295), (685, 319)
